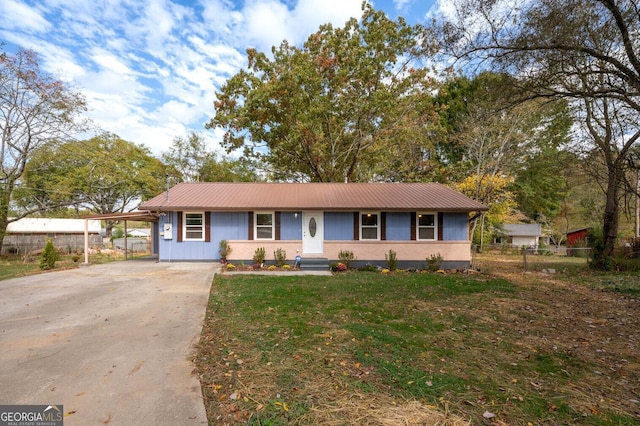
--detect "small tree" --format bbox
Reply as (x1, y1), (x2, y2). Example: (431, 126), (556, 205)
(273, 248), (287, 267)
(253, 247), (266, 265)
(385, 250), (398, 271)
(218, 240), (232, 262)
(39, 238), (58, 270)
(338, 250), (355, 269)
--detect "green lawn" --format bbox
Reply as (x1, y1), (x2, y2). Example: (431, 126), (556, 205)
(195, 270), (640, 425)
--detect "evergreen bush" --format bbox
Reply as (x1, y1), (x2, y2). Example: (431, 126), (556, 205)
(40, 238), (58, 270)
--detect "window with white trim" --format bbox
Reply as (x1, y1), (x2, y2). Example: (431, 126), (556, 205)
(255, 212), (274, 240)
(360, 212), (379, 240)
(417, 213), (437, 240)
(184, 212), (205, 241)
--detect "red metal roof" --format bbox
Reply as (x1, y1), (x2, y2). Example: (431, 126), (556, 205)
(140, 182), (487, 212)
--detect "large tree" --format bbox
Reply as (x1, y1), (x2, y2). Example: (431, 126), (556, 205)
(199, 156), (262, 182)
(17, 133), (166, 236)
(0, 48), (86, 247)
(161, 131), (261, 183)
(438, 0), (640, 268)
(208, 4), (438, 182)
(161, 131), (215, 182)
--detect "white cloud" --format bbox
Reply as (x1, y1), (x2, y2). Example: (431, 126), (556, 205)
(239, 0), (364, 51)
(201, 0), (243, 35)
(0, 0), (51, 32)
(90, 48), (136, 76)
(290, 0), (364, 36)
(392, 0), (411, 10)
(242, 0), (293, 50)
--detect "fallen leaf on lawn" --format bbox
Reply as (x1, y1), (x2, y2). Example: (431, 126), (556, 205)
(483, 410), (496, 419)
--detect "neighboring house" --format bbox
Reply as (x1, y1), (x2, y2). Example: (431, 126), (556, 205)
(2, 218), (102, 255)
(139, 182), (487, 269)
(494, 224), (542, 248)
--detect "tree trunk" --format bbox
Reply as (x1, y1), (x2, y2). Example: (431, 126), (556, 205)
(0, 185), (14, 250)
(593, 164), (621, 269)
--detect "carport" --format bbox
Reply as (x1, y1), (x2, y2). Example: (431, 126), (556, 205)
(82, 211), (159, 263)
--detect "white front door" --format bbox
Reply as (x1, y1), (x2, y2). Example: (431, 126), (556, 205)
(302, 212), (323, 254)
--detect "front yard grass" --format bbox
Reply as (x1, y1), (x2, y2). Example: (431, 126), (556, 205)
(195, 264), (640, 425)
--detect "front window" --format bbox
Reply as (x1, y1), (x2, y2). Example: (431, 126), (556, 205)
(360, 212), (379, 240)
(417, 213), (436, 240)
(184, 212), (204, 241)
(255, 212), (274, 240)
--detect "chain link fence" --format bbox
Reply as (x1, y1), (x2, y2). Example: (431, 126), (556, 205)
(521, 247), (591, 272)
(1, 236), (150, 258)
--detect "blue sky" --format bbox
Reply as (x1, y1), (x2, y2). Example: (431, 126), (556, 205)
(0, 0), (442, 155)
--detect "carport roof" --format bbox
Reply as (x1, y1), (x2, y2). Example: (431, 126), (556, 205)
(140, 182), (488, 212)
(83, 211), (159, 222)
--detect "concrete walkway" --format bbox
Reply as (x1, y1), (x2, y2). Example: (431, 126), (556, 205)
(0, 260), (218, 425)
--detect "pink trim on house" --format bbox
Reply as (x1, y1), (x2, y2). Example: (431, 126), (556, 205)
(226, 240), (471, 264)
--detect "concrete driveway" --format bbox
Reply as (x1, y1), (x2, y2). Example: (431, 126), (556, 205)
(0, 260), (218, 425)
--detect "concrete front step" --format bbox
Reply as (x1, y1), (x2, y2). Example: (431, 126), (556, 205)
(299, 257), (330, 271)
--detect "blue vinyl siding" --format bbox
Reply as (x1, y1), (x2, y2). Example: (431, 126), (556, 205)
(324, 212), (353, 240)
(385, 212), (411, 241)
(159, 212), (210, 261)
(280, 212), (302, 240)
(212, 212), (248, 240)
(211, 212), (248, 260)
(443, 213), (469, 241)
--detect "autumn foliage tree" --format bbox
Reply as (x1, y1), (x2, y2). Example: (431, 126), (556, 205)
(208, 4), (439, 182)
(0, 48), (86, 247)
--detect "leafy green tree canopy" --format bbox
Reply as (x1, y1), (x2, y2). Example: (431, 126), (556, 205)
(162, 131), (215, 182)
(17, 133), (166, 236)
(208, 3), (438, 182)
(161, 131), (262, 183)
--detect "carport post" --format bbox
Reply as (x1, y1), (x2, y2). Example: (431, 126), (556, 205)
(124, 220), (128, 260)
(84, 218), (89, 264)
